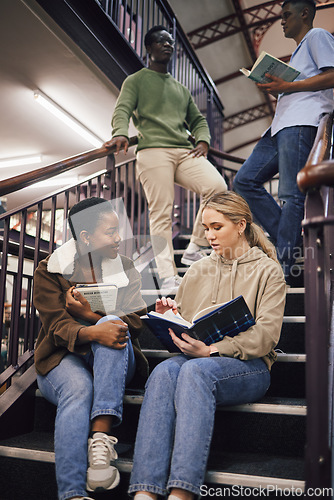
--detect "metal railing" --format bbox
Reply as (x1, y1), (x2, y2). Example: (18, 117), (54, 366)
(296, 112), (334, 490)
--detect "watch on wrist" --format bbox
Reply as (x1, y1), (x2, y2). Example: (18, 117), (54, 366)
(209, 350), (220, 357)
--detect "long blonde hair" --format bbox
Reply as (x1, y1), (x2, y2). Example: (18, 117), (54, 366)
(202, 192), (278, 262)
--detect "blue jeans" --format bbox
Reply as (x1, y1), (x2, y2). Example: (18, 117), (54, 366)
(128, 355), (270, 497)
(36, 315), (136, 500)
(233, 126), (317, 277)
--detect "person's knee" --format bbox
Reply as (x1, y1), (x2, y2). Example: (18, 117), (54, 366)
(59, 371), (93, 407)
(96, 315), (121, 325)
(233, 169), (249, 192)
(146, 359), (181, 390)
(178, 359), (210, 387)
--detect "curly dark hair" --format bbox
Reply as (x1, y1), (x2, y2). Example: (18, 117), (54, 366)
(68, 197), (115, 240)
(144, 25), (171, 48)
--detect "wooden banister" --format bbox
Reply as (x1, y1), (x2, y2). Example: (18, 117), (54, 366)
(208, 146), (244, 165)
(297, 113), (334, 192)
(0, 136), (245, 198)
(297, 160), (334, 192)
(0, 137), (139, 197)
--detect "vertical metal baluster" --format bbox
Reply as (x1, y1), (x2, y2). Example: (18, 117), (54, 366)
(49, 196), (57, 255)
(140, 0), (145, 60)
(63, 191), (70, 243)
(129, 0), (134, 47)
(29, 203), (43, 350)
(0, 216), (10, 349)
(97, 174), (102, 198)
(8, 210), (27, 368)
(23, 278), (32, 352)
(88, 179), (93, 198)
(130, 161), (136, 233)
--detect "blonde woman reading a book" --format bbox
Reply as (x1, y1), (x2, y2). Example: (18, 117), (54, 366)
(129, 192), (286, 500)
(33, 197), (148, 500)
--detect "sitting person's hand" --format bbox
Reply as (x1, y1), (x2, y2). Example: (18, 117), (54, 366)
(81, 319), (130, 349)
(169, 329), (211, 358)
(156, 296), (178, 314)
(66, 286), (93, 321)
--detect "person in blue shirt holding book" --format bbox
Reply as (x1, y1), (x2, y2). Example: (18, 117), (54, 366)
(233, 0), (334, 283)
(128, 192), (286, 500)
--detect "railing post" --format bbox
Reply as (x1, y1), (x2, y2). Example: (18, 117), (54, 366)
(105, 153), (116, 200)
(303, 189), (332, 490)
(207, 89), (214, 144)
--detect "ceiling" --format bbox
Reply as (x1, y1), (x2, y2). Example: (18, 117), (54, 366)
(1, 0), (334, 210)
(169, 0), (334, 158)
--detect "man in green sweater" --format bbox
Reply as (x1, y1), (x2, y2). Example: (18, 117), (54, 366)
(104, 25), (227, 292)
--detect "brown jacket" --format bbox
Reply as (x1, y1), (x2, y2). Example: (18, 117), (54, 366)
(33, 238), (149, 380)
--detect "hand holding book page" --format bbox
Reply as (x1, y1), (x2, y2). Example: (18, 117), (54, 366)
(141, 295), (255, 353)
(240, 51), (300, 84)
(74, 283), (118, 315)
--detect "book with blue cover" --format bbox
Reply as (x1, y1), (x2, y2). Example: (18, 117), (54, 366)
(141, 295), (255, 353)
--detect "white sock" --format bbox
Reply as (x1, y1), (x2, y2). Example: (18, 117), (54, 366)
(168, 495), (183, 500)
(134, 494), (155, 500)
(186, 242), (200, 253)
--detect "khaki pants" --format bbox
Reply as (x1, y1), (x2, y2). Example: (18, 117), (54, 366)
(136, 148), (227, 278)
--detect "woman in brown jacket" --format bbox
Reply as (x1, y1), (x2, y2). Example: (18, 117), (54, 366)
(33, 197), (148, 500)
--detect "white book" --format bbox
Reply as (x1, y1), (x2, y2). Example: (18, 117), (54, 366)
(74, 283), (118, 315)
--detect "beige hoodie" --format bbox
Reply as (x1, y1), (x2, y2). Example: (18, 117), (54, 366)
(175, 246), (286, 370)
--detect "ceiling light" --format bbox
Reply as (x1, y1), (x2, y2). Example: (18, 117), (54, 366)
(0, 155), (42, 168)
(34, 90), (103, 148)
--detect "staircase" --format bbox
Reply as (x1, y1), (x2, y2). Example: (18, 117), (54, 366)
(0, 235), (307, 499)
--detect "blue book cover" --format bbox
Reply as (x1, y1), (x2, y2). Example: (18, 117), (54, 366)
(141, 295), (255, 353)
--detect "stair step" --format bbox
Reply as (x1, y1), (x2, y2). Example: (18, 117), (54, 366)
(34, 385), (306, 416)
(283, 316), (305, 323)
(141, 288), (305, 295)
(117, 455), (305, 491)
(0, 445), (304, 491)
(287, 287), (305, 294)
(141, 349), (305, 362)
(122, 393), (306, 415)
(0, 445), (54, 463)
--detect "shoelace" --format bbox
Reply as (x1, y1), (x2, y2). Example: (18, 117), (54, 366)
(89, 436), (117, 465)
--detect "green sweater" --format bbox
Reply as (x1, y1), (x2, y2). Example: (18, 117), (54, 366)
(112, 68), (211, 151)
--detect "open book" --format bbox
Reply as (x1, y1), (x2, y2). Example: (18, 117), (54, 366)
(74, 283), (118, 315)
(240, 51), (300, 84)
(141, 295), (255, 353)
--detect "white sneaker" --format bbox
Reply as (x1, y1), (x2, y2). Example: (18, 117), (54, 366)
(181, 248), (207, 266)
(160, 274), (182, 294)
(70, 497), (95, 499)
(86, 432), (120, 492)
